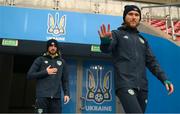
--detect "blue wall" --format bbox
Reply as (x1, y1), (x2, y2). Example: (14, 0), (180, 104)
(141, 33), (180, 113)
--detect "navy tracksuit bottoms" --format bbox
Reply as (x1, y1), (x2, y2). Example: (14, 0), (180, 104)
(116, 88), (148, 113)
(35, 97), (62, 113)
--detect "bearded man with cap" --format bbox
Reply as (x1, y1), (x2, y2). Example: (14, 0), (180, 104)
(27, 39), (70, 113)
(98, 5), (174, 113)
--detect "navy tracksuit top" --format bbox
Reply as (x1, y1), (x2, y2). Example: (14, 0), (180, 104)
(100, 26), (168, 92)
(27, 54), (69, 98)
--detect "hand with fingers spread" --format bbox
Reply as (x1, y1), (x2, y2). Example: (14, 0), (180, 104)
(46, 65), (58, 75)
(98, 24), (112, 44)
(98, 24), (112, 38)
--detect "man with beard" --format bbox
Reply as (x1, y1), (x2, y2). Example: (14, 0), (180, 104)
(27, 39), (70, 113)
(98, 5), (174, 113)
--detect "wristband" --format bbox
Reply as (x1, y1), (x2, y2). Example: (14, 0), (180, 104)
(101, 37), (112, 44)
(164, 80), (172, 86)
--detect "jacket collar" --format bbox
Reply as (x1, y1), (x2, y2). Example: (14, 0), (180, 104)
(118, 25), (139, 33)
(43, 52), (60, 59)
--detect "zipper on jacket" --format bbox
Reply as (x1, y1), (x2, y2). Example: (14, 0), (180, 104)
(134, 34), (141, 89)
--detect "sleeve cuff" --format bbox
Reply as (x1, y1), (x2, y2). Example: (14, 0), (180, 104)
(101, 37), (112, 44)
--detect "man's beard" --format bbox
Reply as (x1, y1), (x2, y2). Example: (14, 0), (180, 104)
(49, 49), (57, 55)
(126, 20), (140, 28)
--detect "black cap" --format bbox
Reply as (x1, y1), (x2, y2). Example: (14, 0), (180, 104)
(123, 5), (141, 22)
(46, 39), (59, 51)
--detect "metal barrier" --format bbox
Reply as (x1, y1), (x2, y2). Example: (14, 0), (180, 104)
(141, 4), (180, 40)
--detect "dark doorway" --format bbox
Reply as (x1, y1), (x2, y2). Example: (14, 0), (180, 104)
(8, 54), (37, 113)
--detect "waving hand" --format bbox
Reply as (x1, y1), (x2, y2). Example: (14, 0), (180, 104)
(98, 24), (112, 39)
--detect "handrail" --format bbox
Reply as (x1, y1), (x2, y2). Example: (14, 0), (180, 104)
(141, 3), (180, 9)
(141, 4), (180, 41)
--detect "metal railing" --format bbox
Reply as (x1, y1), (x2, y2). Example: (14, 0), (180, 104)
(141, 3), (180, 40)
(1, 0), (157, 16)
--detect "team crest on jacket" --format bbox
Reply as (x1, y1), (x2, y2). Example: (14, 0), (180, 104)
(128, 89), (135, 95)
(139, 37), (145, 44)
(57, 60), (62, 66)
(123, 35), (129, 39)
(44, 61), (48, 64)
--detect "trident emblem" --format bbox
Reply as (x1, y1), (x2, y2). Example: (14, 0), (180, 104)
(47, 13), (66, 36)
(86, 65), (112, 104)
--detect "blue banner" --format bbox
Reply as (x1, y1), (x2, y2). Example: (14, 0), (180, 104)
(82, 60), (116, 113)
(0, 6), (122, 45)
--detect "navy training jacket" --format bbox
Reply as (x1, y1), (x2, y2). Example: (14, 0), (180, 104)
(27, 54), (69, 98)
(100, 26), (168, 92)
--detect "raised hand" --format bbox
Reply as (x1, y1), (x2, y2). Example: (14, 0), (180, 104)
(98, 24), (112, 39)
